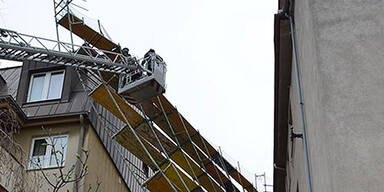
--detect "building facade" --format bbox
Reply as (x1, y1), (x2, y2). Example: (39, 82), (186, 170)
(274, 0), (384, 191)
(0, 61), (149, 192)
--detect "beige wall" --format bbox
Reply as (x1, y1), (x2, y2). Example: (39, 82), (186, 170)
(11, 118), (130, 192)
(83, 124), (130, 192)
(10, 117), (129, 192)
(15, 121), (81, 192)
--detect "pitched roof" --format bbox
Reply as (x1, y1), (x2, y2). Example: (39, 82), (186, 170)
(0, 66), (21, 98)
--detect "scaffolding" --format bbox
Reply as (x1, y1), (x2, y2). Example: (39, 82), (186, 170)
(0, 1), (259, 191)
(89, 80), (257, 192)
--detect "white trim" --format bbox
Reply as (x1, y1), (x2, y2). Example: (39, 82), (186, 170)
(28, 134), (68, 170)
(27, 70), (65, 102)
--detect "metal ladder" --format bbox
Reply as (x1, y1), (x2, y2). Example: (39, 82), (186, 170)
(0, 28), (136, 74)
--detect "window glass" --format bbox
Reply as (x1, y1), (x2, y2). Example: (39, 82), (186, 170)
(32, 139), (47, 156)
(142, 163), (149, 177)
(27, 71), (64, 102)
(29, 136), (68, 169)
(29, 74), (45, 102)
(47, 72), (64, 99)
(49, 136), (67, 167)
(30, 138), (48, 169)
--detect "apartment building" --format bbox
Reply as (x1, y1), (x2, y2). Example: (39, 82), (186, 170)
(0, 61), (149, 192)
(274, 0), (384, 191)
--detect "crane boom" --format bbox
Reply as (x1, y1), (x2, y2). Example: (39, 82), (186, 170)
(0, 28), (135, 73)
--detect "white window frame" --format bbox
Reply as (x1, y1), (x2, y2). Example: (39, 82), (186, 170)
(28, 135), (68, 169)
(27, 70), (65, 102)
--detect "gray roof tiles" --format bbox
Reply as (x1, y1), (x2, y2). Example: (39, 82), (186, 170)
(0, 67), (21, 98)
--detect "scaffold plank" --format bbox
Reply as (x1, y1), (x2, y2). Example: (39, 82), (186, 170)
(89, 77), (256, 192)
(135, 123), (177, 154)
(170, 149), (204, 178)
(153, 115), (188, 146)
(197, 173), (224, 192)
(146, 172), (182, 192)
(147, 163), (200, 192)
(161, 163), (199, 192)
(204, 162), (230, 185)
(153, 96), (217, 155)
(91, 84), (168, 169)
(58, 13), (117, 52)
(153, 96), (196, 134)
(151, 95), (257, 192)
(115, 126), (167, 169)
(124, 121), (223, 192)
(230, 171), (256, 192)
(181, 141), (209, 165)
(90, 84), (142, 126)
(91, 84), (221, 191)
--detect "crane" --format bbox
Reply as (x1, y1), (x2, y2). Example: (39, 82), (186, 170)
(0, 1), (257, 192)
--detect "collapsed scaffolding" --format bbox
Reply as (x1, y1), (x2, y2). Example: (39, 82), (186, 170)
(0, 1), (258, 191)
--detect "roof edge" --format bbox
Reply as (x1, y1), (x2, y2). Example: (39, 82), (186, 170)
(0, 65), (22, 70)
(273, 12), (292, 191)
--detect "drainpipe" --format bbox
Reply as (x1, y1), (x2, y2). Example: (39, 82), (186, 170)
(286, 13), (313, 192)
(74, 114), (86, 192)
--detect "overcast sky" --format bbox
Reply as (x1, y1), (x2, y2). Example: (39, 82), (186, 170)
(0, 0), (276, 188)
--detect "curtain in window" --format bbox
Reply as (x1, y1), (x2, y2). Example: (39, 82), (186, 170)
(29, 74), (45, 101)
(48, 72), (64, 99)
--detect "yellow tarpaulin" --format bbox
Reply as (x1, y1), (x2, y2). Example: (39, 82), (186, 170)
(91, 85), (255, 192)
(58, 13), (117, 53)
(146, 163), (200, 192)
(152, 95), (257, 192)
(114, 127), (167, 169)
(90, 84), (143, 126)
(91, 85), (166, 169)
(170, 150), (204, 178)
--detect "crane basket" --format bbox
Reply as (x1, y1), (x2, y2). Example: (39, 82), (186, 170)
(118, 50), (166, 104)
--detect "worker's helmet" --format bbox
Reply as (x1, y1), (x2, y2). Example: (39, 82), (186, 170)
(122, 48), (130, 57)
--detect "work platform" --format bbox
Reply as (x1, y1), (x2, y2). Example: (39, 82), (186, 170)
(90, 84), (257, 192)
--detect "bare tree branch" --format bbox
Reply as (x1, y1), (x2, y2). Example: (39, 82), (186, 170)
(0, 108), (100, 192)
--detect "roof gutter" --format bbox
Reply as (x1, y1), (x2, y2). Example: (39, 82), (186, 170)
(273, 12), (290, 192)
(273, 0), (295, 188)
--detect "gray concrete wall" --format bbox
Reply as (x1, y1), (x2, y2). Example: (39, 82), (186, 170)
(288, 0), (384, 191)
(287, 63), (309, 192)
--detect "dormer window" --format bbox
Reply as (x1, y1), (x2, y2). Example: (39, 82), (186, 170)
(27, 70), (64, 102)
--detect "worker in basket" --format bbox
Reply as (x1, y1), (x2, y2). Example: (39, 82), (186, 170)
(121, 48), (141, 81)
(142, 49), (164, 74)
(122, 47), (137, 66)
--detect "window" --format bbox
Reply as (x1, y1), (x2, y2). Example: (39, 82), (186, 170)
(27, 70), (64, 102)
(297, 182), (299, 192)
(142, 163), (149, 177)
(29, 135), (68, 169)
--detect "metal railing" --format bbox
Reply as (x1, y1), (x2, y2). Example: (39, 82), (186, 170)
(0, 28), (136, 74)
